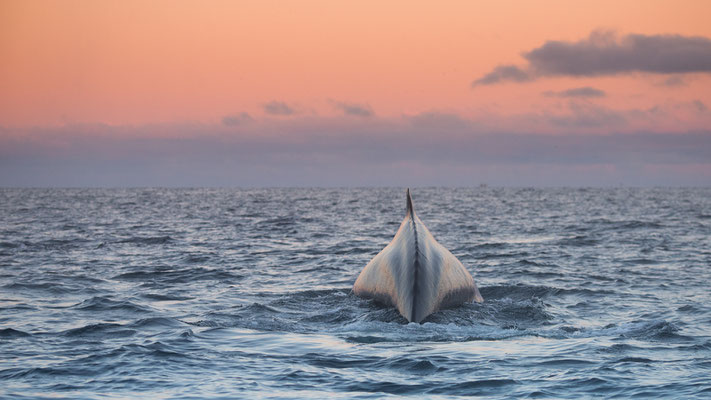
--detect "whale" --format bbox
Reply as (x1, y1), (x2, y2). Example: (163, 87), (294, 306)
(353, 189), (483, 323)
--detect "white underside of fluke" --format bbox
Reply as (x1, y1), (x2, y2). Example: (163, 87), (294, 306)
(353, 189), (483, 323)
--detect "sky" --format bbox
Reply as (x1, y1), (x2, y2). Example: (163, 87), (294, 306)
(1, 0), (710, 187)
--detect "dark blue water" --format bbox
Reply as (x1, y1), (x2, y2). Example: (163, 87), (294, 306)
(1, 188), (710, 398)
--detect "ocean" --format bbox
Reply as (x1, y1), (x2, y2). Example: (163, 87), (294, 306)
(1, 187), (710, 398)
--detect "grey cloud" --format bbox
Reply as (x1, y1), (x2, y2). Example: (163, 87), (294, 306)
(332, 101), (373, 117)
(543, 87), (606, 98)
(263, 101), (294, 116)
(693, 100), (708, 113)
(647, 105), (663, 115)
(659, 75), (686, 87)
(472, 65), (531, 86)
(474, 31), (711, 85)
(222, 112), (253, 126)
(526, 31), (711, 76)
(548, 102), (626, 128)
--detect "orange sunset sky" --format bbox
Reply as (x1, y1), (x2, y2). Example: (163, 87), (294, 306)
(1, 0), (710, 186)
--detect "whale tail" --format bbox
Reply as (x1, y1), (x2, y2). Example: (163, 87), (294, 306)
(354, 188), (484, 323)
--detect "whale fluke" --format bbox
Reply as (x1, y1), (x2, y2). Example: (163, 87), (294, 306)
(354, 189), (483, 323)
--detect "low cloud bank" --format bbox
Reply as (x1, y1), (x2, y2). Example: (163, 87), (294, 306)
(1, 118), (709, 187)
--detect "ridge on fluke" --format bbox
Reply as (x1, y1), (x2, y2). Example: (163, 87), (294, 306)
(353, 189), (483, 323)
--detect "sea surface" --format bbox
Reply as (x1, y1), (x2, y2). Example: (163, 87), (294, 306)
(1, 187), (710, 399)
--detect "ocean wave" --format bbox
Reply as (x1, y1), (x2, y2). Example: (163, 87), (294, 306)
(427, 379), (519, 395)
(335, 317), (690, 344)
(127, 317), (184, 329)
(556, 235), (599, 246)
(0, 241), (19, 249)
(3, 282), (78, 295)
(72, 296), (153, 314)
(140, 293), (195, 301)
(61, 323), (136, 338)
(23, 238), (90, 251)
(112, 267), (242, 284)
(118, 235), (174, 245)
(0, 328), (31, 338)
